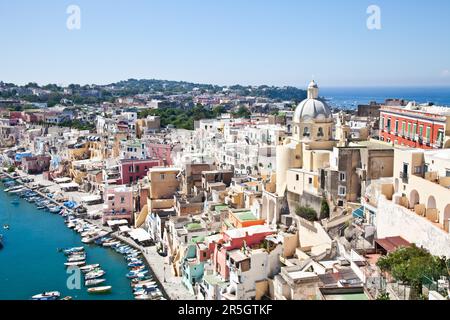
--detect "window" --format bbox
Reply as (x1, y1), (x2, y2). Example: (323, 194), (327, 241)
(318, 127), (324, 137)
(413, 124), (417, 139)
(414, 166), (422, 174)
(338, 186), (347, 196)
(296, 174), (299, 181)
(308, 177), (313, 184)
(120, 196), (125, 204)
(303, 127), (310, 137)
(402, 122), (406, 136)
(160, 174), (165, 180)
(395, 120), (399, 133)
(380, 118), (385, 131)
(419, 125), (423, 139)
(446, 169), (450, 177)
(408, 123), (411, 138)
(426, 127), (431, 143)
(339, 172), (346, 182)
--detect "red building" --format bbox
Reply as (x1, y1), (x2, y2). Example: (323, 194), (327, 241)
(379, 103), (450, 149)
(212, 225), (275, 280)
(118, 159), (160, 185)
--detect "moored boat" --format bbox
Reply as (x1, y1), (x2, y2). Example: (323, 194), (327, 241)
(85, 279), (106, 287)
(31, 291), (61, 301)
(87, 286), (112, 294)
(64, 261), (86, 267)
(85, 269), (106, 280)
(79, 264), (100, 272)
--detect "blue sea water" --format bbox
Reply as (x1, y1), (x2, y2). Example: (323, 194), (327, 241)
(0, 187), (134, 300)
(321, 87), (450, 109)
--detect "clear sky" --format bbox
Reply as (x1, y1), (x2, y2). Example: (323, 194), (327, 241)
(0, 0), (449, 87)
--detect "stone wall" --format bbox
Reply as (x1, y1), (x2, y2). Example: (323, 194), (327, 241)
(376, 196), (450, 258)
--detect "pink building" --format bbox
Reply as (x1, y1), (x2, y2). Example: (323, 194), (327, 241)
(118, 159), (160, 185)
(148, 143), (172, 166)
(212, 225), (275, 280)
(102, 185), (135, 225)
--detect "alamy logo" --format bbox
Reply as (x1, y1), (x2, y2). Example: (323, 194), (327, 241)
(66, 5), (81, 30)
(66, 266), (81, 290)
(366, 5), (381, 30)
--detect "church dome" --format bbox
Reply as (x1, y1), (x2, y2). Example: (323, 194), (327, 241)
(293, 81), (332, 123)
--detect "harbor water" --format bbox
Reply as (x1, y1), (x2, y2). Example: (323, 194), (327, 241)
(0, 186), (134, 300)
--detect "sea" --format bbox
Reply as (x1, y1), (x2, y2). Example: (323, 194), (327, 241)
(0, 186), (134, 300)
(320, 87), (450, 109)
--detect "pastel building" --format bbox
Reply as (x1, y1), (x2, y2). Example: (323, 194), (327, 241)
(379, 102), (450, 149)
(102, 185), (135, 225)
(118, 159), (160, 185)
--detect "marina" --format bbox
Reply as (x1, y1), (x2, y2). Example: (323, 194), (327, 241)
(0, 172), (166, 300)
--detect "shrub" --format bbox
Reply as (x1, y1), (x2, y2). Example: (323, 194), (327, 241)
(295, 206), (317, 221)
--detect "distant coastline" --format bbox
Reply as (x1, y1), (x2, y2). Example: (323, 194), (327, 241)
(321, 86), (450, 109)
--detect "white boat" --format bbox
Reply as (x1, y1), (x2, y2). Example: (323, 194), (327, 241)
(31, 291), (61, 300)
(64, 261), (86, 267)
(134, 294), (153, 300)
(67, 255), (86, 262)
(132, 281), (157, 288)
(131, 280), (156, 288)
(85, 270), (106, 280)
(85, 279), (106, 287)
(87, 286), (112, 294)
(103, 241), (120, 247)
(79, 264), (100, 272)
(81, 237), (93, 244)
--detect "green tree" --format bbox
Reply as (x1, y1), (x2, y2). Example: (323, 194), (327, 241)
(295, 206), (317, 222)
(233, 106), (251, 118)
(320, 197), (330, 219)
(377, 245), (449, 298)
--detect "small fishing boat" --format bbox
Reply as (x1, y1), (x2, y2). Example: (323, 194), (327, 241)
(85, 279), (106, 287)
(131, 279), (155, 287)
(126, 270), (148, 279)
(63, 247), (84, 255)
(61, 296), (73, 300)
(81, 237), (94, 244)
(85, 270), (106, 280)
(64, 261), (86, 267)
(103, 241), (120, 247)
(3, 224), (9, 230)
(31, 291), (61, 301)
(87, 286), (112, 294)
(67, 255), (86, 263)
(0, 234), (3, 249)
(79, 264), (100, 272)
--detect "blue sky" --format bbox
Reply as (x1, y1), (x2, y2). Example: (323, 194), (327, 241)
(0, 0), (449, 87)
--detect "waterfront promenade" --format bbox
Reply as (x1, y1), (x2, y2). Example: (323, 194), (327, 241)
(1, 169), (196, 300)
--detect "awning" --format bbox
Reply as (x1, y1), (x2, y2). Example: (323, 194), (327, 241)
(119, 226), (132, 233)
(129, 228), (151, 242)
(81, 195), (102, 202)
(106, 219), (129, 227)
(54, 177), (72, 184)
(352, 206), (364, 219)
(59, 182), (79, 189)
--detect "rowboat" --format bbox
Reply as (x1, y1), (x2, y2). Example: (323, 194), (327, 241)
(85, 270), (106, 280)
(85, 279), (106, 287)
(87, 286), (112, 294)
(64, 261), (86, 267)
(31, 291), (61, 300)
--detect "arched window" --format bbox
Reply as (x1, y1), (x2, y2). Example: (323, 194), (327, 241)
(303, 127), (310, 137)
(318, 127), (324, 137)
